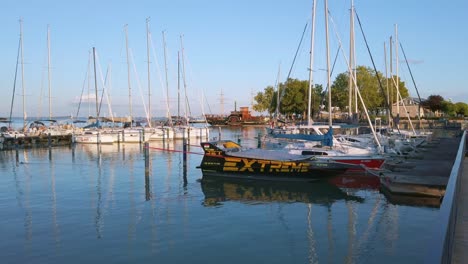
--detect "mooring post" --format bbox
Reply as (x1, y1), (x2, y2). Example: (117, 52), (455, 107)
(122, 130), (125, 142)
(144, 141), (150, 171)
(15, 148), (19, 165)
(257, 133), (262, 148)
(187, 127), (190, 144)
(144, 141), (151, 201)
(183, 128), (187, 168)
(218, 127), (222, 140)
(162, 128), (166, 147)
(117, 133), (120, 144)
(48, 133), (52, 147)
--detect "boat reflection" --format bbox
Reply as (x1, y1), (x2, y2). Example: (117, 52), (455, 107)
(200, 176), (364, 206)
(327, 173), (381, 190)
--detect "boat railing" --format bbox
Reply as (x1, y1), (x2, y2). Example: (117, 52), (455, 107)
(427, 130), (466, 263)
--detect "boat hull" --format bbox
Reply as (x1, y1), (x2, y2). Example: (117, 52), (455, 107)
(199, 142), (355, 181)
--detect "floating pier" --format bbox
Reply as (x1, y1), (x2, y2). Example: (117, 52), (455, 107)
(380, 132), (463, 204)
(0, 134), (72, 150)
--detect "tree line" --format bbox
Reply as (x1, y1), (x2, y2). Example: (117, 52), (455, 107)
(253, 65), (468, 119)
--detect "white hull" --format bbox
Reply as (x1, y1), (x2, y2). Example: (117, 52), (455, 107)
(74, 131), (114, 144)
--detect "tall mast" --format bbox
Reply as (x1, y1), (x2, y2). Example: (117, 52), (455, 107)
(274, 63), (281, 120)
(177, 51), (180, 119)
(307, 0), (316, 126)
(20, 18), (26, 128)
(162, 31), (172, 124)
(146, 18), (151, 127)
(47, 24), (52, 119)
(389, 36), (393, 121)
(348, 0), (354, 118)
(124, 24), (132, 126)
(93, 47), (99, 119)
(180, 35), (189, 122)
(384, 41), (390, 126)
(324, 0), (332, 127)
(395, 24), (399, 126)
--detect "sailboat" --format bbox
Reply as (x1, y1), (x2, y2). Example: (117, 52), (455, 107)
(73, 47), (114, 144)
(265, 0), (386, 171)
(171, 35), (210, 140)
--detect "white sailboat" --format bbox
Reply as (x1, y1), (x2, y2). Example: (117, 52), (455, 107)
(74, 47), (114, 144)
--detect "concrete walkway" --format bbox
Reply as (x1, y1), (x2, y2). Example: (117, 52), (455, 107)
(453, 156), (468, 263)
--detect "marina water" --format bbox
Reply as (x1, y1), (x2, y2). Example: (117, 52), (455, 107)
(0, 126), (439, 263)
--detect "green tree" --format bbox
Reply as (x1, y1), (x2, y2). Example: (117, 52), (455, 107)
(423, 95), (445, 114)
(330, 73), (348, 113)
(454, 102), (468, 117)
(253, 86), (276, 115)
(280, 78), (308, 118)
(441, 100), (455, 117)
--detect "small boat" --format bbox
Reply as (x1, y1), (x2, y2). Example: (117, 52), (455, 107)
(198, 140), (361, 181)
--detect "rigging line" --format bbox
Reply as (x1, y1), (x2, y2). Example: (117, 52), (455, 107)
(319, 47), (340, 107)
(399, 42), (423, 112)
(75, 53), (91, 119)
(129, 48), (150, 124)
(281, 22), (309, 99)
(149, 31), (167, 117)
(95, 51), (115, 122)
(9, 37), (21, 128)
(354, 9), (397, 130)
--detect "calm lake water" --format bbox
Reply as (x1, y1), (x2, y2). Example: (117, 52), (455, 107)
(0, 127), (439, 263)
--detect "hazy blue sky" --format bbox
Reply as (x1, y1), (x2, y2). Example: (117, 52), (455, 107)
(1, 0), (467, 118)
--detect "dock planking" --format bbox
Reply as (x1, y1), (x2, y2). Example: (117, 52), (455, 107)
(381, 136), (462, 201)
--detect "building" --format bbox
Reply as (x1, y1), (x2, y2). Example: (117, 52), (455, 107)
(391, 97), (426, 118)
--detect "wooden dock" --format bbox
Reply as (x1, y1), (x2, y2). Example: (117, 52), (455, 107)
(379, 136), (461, 204)
(0, 134), (72, 150)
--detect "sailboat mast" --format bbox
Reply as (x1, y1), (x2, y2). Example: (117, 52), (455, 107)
(162, 31), (171, 123)
(125, 24), (133, 126)
(180, 35), (189, 122)
(177, 51), (180, 119)
(324, 0), (332, 127)
(307, 0), (316, 126)
(93, 47), (99, 119)
(395, 24), (399, 126)
(384, 41), (390, 126)
(20, 18), (26, 128)
(348, 0), (354, 118)
(389, 36), (393, 121)
(47, 24), (52, 119)
(274, 63), (281, 120)
(146, 18), (152, 127)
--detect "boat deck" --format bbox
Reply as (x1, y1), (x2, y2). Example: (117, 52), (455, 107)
(228, 148), (312, 162)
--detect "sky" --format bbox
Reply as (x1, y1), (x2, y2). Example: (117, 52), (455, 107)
(1, 0), (467, 119)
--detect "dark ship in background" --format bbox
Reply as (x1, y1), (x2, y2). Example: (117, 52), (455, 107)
(205, 106), (267, 126)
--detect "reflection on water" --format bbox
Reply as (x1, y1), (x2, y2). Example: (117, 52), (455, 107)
(200, 176), (364, 206)
(0, 127), (441, 263)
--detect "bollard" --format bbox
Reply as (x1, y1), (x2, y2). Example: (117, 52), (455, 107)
(218, 127), (222, 140)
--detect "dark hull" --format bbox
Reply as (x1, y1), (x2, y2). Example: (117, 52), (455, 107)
(199, 154), (353, 181)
